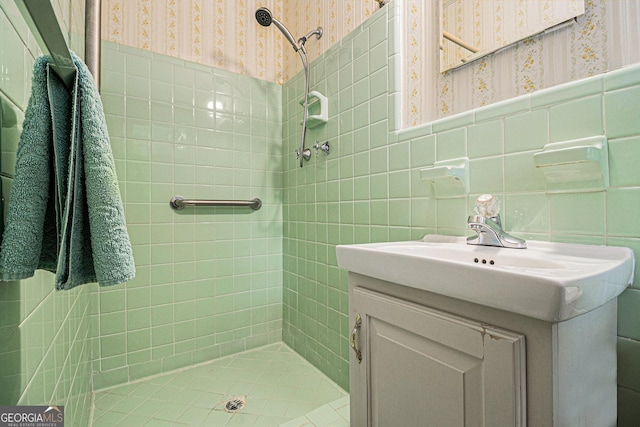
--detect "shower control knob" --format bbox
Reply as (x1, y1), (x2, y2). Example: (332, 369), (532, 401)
(313, 141), (330, 155)
(296, 148), (311, 161)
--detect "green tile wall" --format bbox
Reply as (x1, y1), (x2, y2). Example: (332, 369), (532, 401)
(93, 42), (283, 389)
(0, 1), (92, 426)
(281, 3), (640, 421)
(282, 7), (402, 391)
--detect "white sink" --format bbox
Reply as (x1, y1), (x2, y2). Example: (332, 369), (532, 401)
(336, 235), (635, 321)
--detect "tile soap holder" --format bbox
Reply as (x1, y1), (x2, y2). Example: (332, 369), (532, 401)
(299, 91), (328, 128)
(533, 136), (608, 193)
(420, 157), (469, 198)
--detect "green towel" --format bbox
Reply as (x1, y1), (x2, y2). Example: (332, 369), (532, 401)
(0, 53), (135, 290)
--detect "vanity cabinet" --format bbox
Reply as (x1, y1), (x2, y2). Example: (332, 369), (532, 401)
(348, 273), (618, 427)
(350, 286), (526, 426)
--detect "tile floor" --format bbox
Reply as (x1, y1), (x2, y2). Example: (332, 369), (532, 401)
(91, 343), (349, 426)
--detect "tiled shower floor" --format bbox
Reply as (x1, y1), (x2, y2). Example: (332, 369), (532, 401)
(91, 343), (349, 426)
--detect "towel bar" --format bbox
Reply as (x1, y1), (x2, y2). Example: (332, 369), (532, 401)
(170, 196), (262, 211)
(85, 0), (102, 88)
(16, 0), (76, 89)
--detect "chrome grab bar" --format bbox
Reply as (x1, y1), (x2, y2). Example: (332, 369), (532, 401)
(169, 196), (262, 211)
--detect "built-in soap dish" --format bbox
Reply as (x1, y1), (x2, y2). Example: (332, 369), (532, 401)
(533, 136), (608, 193)
(299, 91), (328, 128)
(420, 157), (469, 198)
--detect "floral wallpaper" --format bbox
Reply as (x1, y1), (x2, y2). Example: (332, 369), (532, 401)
(102, 0), (640, 128)
(281, 0), (378, 81)
(102, 0), (379, 84)
(440, 0), (584, 71)
(408, 0), (640, 125)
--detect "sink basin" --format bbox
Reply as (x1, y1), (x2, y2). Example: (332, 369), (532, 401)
(336, 235), (635, 321)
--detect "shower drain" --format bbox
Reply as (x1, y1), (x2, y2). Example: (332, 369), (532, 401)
(223, 396), (246, 413)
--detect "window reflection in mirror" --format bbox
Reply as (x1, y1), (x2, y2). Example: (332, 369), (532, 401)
(440, 0), (585, 72)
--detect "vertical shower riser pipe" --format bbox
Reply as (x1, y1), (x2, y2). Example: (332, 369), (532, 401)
(298, 48), (311, 167)
(85, 0), (101, 89)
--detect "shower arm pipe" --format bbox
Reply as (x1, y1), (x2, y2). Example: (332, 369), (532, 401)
(85, 0), (102, 89)
(299, 28), (323, 46)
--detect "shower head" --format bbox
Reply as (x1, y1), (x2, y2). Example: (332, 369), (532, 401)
(255, 7), (272, 27)
(255, 7), (300, 52)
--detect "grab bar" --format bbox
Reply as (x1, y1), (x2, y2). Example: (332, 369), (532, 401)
(15, 0), (76, 89)
(170, 196), (262, 211)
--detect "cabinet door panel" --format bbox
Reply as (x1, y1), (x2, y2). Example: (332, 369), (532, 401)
(370, 318), (483, 426)
(351, 288), (526, 427)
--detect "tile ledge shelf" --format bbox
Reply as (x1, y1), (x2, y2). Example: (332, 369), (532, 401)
(534, 135), (609, 193)
(420, 157), (470, 199)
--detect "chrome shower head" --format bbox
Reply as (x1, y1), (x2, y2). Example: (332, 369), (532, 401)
(255, 7), (300, 52)
(255, 7), (272, 27)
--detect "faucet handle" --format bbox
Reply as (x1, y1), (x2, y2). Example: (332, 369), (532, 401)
(475, 194), (501, 218)
(313, 140), (330, 154)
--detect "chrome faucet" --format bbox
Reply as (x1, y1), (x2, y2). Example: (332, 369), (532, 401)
(467, 214), (527, 249)
(467, 194), (526, 249)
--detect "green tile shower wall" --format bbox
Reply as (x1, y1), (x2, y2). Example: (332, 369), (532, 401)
(94, 42), (284, 389)
(0, 2), (92, 426)
(282, 8), (401, 391)
(281, 2), (640, 416)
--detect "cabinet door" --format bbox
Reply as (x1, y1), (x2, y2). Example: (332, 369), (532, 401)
(350, 288), (526, 427)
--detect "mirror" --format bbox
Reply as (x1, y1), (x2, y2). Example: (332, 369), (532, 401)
(440, 0), (585, 72)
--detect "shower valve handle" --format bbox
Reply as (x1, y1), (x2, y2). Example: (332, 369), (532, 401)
(296, 148), (311, 162)
(313, 141), (330, 155)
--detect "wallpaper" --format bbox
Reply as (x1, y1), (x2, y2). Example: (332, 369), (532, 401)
(102, 0), (640, 127)
(101, 0), (380, 84)
(406, 0), (640, 125)
(440, 0), (584, 71)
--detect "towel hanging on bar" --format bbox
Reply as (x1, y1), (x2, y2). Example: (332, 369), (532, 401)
(0, 52), (135, 290)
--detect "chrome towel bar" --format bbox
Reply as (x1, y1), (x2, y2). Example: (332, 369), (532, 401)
(16, 0), (102, 89)
(16, 0), (76, 89)
(170, 196), (262, 211)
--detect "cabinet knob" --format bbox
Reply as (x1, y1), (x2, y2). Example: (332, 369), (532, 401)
(350, 313), (362, 364)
